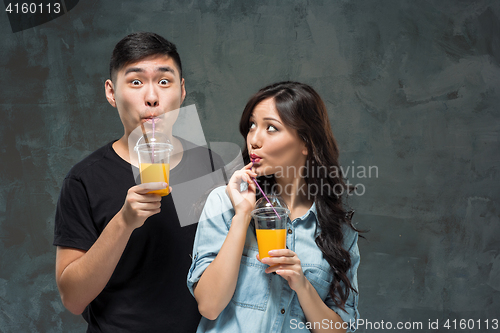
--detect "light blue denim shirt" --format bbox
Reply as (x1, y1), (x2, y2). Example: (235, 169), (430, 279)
(187, 186), (360, 333)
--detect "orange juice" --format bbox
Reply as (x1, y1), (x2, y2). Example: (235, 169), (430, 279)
(256, 229), (286, 259)
(139, 163), (170, 196)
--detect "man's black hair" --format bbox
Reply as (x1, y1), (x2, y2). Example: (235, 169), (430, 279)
(109, 32), (182, 81)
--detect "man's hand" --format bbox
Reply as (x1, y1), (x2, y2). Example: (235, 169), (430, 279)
(119, 182), (169, 229)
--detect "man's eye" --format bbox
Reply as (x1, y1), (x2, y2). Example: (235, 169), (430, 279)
(131, 79), (142, 85)
(159, 79), (169, 85)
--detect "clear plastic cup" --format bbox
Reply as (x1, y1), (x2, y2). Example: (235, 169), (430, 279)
(251, 196), (290, 259)
(134, 142), (173, 196)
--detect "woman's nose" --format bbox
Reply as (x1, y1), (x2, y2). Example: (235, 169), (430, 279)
(248, 130), (262, 149)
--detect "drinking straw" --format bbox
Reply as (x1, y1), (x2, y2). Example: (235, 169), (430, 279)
(140, 120), (155, 163)
(140, 123), (151, 147)
(251, 159), (281, 219)
(151, 118), (155, 163)
(152, 117), (156, 140)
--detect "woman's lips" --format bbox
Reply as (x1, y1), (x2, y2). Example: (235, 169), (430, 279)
(250, 154), (261, 163)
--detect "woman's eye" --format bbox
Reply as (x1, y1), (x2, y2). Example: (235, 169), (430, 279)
(249, 122), (256, 129)
(159, 79), (169, 85)
(267, 125), (278, 132)
(131, 79), (142, 86)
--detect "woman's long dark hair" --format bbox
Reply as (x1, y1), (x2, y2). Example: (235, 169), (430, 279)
(240, 81), (359, 311)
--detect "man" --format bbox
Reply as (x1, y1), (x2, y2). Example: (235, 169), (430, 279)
(54, 32), (222, 332)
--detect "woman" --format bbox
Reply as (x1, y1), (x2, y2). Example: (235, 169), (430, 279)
(187, 82), (360, 333)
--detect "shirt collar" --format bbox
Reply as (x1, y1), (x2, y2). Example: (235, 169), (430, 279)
(309, 201), (318, 219)
(290, 201), (318, 224)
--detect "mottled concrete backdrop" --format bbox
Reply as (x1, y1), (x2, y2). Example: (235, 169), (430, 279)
(1, 0), (499, 332)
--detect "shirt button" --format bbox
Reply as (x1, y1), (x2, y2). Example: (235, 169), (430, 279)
(288, 228), (292, 234)
(281, 308), (285, 314)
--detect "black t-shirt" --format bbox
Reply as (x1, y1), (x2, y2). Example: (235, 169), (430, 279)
(54, 138), (225, 333)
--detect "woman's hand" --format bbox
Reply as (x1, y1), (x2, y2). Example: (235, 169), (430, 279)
(259, 249), (308, 292)
(226, 162), (257, 218)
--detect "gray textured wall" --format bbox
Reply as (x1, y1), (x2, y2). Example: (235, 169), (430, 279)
(1, 1), (499, 332)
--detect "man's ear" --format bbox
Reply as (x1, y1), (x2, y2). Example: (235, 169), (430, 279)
(105, 79), (117, 108)
(180, 78), (186, 104)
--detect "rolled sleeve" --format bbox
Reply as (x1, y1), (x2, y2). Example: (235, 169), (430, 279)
(187, 186), (234, 296)
(325, 230), (360, 332)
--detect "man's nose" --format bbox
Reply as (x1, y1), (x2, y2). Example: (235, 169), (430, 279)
(145, 86), (159, 107)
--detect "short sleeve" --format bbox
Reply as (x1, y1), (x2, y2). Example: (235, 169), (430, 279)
(187, 186), (234, 296)
(53, 176), (99, 251)
(324, 230), (360, 332)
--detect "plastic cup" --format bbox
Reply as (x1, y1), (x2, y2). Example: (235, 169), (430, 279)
(251, 207), (290, 259)
(134, 142), (173, 196)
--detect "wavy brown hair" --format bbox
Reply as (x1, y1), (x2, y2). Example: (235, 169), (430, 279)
(240, 81), (359, 311)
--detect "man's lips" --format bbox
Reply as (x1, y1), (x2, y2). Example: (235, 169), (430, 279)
(142, 117), (161, 123)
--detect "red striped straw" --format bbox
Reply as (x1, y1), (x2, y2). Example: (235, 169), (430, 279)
(251, 159), (281, 219)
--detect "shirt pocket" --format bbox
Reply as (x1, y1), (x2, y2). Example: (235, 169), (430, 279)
(231, 255), (272, 311)
(291, 263), (333, 317)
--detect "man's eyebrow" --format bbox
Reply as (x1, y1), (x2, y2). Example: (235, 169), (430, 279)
(157, 66), (176, 74)
(124, 67), (144, 75)
(124, 66), (176, 75)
